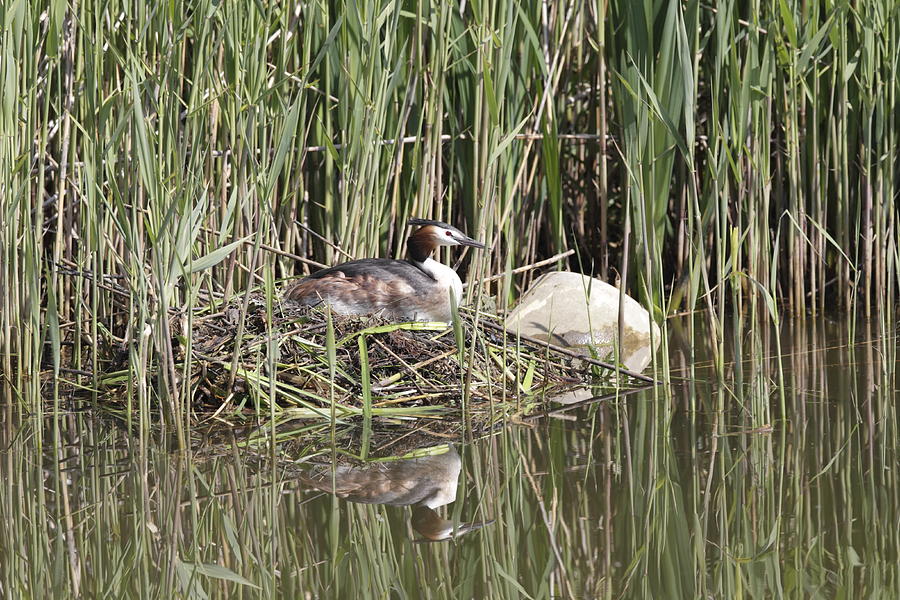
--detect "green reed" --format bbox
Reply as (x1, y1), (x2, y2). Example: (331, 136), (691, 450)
(3, 0), (899, 407)
(2, 3), (898, 598)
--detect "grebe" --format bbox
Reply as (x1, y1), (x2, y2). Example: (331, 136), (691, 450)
(283, 218), (485, 322)
(299, 446), (493, 541)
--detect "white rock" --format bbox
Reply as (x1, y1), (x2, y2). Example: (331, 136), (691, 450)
(504, 271), (660, 372)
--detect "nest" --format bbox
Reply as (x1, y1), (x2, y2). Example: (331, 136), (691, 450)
(167, 293), (608, 424)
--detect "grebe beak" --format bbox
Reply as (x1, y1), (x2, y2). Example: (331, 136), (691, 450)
(411, 506), (495, 541)
(458, 236), (486, 249)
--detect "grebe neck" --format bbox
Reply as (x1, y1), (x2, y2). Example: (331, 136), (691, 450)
(405, 226), (464, 306)
(414, 258), (464, 308)
(406, 230), (436, 263)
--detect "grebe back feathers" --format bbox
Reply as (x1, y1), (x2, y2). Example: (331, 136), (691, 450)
(284, 219), (484, 322)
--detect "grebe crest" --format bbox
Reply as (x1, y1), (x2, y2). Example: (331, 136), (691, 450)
(283, 218), (485, 322)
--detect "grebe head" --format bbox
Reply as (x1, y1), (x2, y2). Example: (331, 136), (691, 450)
(407, 218), (486, 250)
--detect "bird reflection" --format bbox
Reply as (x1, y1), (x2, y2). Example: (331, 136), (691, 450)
(299, 445), (493, 541)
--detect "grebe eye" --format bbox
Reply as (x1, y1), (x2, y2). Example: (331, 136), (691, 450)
(445, 231), (452, 236)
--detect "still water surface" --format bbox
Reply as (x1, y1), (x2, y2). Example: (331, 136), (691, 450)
(1, 316), (898, 598)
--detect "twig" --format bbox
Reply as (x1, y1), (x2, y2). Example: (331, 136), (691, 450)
(32, 132), (610, 173)
(301, 134), (461, 153)
(376, 348), (457, 388)
(59, 367), (94, 377)
(196, 225), (331, 269)
(521, 385), (650, 421)
(292, 221), (355, 260)
(467, 249), (575, 287)
(219, 132), (604, 155)
(258, 243), (329, 269)
(515, 133), (605, 141)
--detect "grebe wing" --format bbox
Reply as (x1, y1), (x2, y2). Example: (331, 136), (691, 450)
(283, 259), (434, 314)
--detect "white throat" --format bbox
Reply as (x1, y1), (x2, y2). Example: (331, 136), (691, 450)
(418, 258), (463, 307)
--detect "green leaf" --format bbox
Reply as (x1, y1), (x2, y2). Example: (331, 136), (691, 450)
(181, 562), (260, 589)
(336, 321), (447, 347)
(521, 359), (536, 393)
(797, 13), (836, 74)
(488, 112), (531, 167)
(267, 99), (302, 194)
(190, 236), (249, 273)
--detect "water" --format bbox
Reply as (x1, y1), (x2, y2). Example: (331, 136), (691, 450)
(1, 316), (898, 598)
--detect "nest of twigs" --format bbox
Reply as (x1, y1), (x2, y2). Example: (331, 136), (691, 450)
(172, 293), (609, 420)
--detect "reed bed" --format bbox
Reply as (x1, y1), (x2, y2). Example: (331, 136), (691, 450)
(2, 0), (899, 409)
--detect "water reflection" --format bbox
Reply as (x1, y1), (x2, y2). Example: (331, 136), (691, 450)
(298, 446), (493, 541)
(1, 316), (898, 598)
